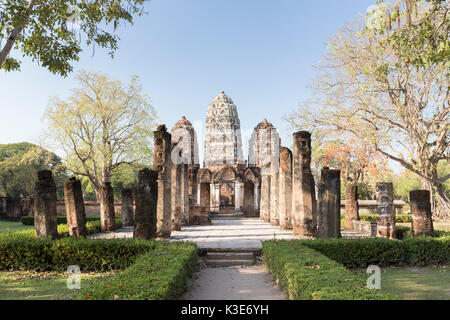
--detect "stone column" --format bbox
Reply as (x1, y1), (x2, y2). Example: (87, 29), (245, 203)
(64, 177), (87, 237)
(254, 182), (260, 214)
(121, 189), (134, 227)
(344, 184), (359, 231)
(34, 170), (58, 239)
(292, 131), (317, 237)
(376, 182), (396, 239)
(317, 168), (341, 238)
(188, 165), (199, 208)
(278, 147), (293, 230)
(99, 182), (116, 232)
(134, 168), (158, 239)
(410, 190), (434, 237)
(269, 171), (279, 225)
(235, 181), (243, 212)
(209, 182), (216, 212)
(214, 183), (221, 212)
(197, 183), (201, 206)
(260, 174), (271, 222)
(154, 124), (172, 238)
(171, 164), (182, 231)
(181, 164), (190, 225)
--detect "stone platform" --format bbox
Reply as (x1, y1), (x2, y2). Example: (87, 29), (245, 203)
(91, 218), (370, 243)
(171, 218), (298, 251)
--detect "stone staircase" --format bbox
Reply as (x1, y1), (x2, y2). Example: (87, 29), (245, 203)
(204, 248), (259, 267)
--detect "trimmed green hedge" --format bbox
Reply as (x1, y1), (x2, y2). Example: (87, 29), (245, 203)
(21, 215), (100, 226)
(262, 240), (395, 300)
(4, 218), (122, 239)
(0, 236), (156, 271)
(340, 214), (412, 224)
(299, 237), (450, 268)
(395, 225), (450, 240)
(78, 241), (198, 300)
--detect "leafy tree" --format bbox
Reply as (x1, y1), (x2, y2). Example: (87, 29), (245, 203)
(0, 0), (146, 76)
(110, 162), (147, 198)
(392, 170), (421, 201)
(45, 70), (157, 216)
(0, 142), (67, 198)
(288, 0), (449, 217)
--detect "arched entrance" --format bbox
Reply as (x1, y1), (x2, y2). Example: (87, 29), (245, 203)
(198, 169), (212, 209)
(220, 182), (235, 207)
(243, 167), (261, 217)
(200, 183), (210, 207)
(243, 182), (255, 216)
(215, 165), (239, 214)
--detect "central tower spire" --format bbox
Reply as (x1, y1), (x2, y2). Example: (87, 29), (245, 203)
(204, 91), (244, 168)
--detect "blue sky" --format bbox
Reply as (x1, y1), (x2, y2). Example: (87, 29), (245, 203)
(0, 0), (379, 166)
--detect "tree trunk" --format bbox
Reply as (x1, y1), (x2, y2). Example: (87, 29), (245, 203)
(0, 0), (37, 68)
(98, 182), (116, 231)
(421, 176), (450, 221)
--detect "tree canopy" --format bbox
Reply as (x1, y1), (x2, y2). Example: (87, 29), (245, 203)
(287, 0), (449, 218)
(45, 70), (157, 202)
(0, 142), (67, 198)
(0, 0), (146, 76)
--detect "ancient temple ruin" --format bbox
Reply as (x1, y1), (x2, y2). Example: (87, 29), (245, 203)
(172, 91), (318, 231)
(196, 91), (261, 216)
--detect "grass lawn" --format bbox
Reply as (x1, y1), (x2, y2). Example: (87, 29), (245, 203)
(0, 220), (33, 234)
(0, 271), (115, 300)
(355, 266), (450, 300)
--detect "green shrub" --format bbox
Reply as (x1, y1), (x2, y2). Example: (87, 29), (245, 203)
(0, 236), (155, 271)
(403, 238), (450, 266)
(340, 214), (412, 224)
(21, 215), (100, 226)
(262, 240), (395, 300)
(395, 226), (411, 240)
(299, 237), (450, 268)
(78, 241), (198, 300)
(300, 238), (406, 268)
(393, 225), (450, 240)
(7, 218), (122, 239)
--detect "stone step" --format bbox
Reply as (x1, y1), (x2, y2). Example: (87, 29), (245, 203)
(207, 252), (255, 260)
(205, 259), (255, 267)
(200, 247), (261, 255)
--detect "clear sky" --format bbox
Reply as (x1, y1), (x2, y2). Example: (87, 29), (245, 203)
(0, 0), (380, 166)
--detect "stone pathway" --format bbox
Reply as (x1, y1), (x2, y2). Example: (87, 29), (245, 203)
(171, 219), (298, 250)
(89, 226), (134, 239)
(182, 265), (286, 300)
(90, 218), (369, 300)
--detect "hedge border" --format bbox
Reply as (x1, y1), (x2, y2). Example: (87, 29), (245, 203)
(299, 237), (450, 268)
(21, 216), (100, 226)
(262, 240), (396, 300)
(78, 241), (198, 300)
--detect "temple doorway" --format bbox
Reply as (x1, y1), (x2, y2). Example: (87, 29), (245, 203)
(219, 182), (235, 208)
(243, 182), (255, 216)
(199, 183), (210, 207)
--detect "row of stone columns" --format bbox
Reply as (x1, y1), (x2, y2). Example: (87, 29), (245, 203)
(133, 168), (158, 239)
(317, 168), (341, 238)
(278, 147), (292, 229)
(33, 124), (175, 240)
(292, 131), (317, 237)
(344, 182), (434, 239)
(259, 131), (319, 236)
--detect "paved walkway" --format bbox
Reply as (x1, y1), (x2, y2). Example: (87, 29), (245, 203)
(182, 265), (286, 300)
(91, 218), (366, 243)
(90, 218), (368, 300)
(171, 219), (298, 250)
